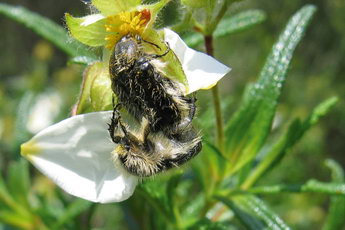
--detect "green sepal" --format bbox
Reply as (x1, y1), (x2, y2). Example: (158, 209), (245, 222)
(65, 13), (107, 47)
(141, 0), (172, 29)
(90, 64), (113, 111)
(142, 29), (188, 87)
(92, 0), (140, 16)
(75, 62), (113, 114)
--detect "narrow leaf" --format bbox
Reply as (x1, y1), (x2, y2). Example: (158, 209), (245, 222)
(325, 159), (344, 182)
(7, 160), (30, 208)
(184, 9), (266, 47)
(304, 180), (345, 195)
(0, 174), (29, 219)
(248, 180), (345, 196)
(224, 5), (317, 174)
(0, 173), (15, 209)
(0, 3), (96, 58)
(192, 140), (227, 196)
(188, 218), (229, 230)
(52, 199), (92, 229)
(217, 195), (291, 230)
(241, 97), (338, 188)
(0, 210), (33, 230)
(322, 159), (345, 230)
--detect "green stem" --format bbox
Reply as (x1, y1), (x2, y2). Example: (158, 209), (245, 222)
(172, 203), (183, 229)
(204, 35), (224, 152)
(207, 1), (229, 34)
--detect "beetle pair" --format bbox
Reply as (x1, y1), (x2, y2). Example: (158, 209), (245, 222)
(108, 34), (202, 177)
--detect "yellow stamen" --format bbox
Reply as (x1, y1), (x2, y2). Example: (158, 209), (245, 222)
(104, 10), (150, 49)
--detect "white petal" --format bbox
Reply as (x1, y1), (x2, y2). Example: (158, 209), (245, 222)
(21, 111), (138, 203)
(80, 14), (105, 26)
(164, 28), (231, 94)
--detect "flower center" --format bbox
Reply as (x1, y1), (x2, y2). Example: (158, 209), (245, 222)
(105, 10), (151, 49)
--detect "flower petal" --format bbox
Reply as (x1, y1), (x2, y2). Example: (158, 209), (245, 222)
(164, 28), (231, 94)
(21, 111), (138, 203)
(65, 13), (107, 47)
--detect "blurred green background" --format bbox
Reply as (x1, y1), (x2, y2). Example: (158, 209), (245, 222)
(0, 0), (344, 229)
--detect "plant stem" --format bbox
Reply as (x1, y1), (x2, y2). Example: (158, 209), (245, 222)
(207, 1), (229, 34)
(204, 35), (224, 152)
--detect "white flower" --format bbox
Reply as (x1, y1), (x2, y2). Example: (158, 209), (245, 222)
(163, 29), (230, 94)
(21, 30), (230, 203)
(21, 111), (138, 203)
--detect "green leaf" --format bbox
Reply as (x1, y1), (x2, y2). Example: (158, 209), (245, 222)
(184, 9), (266, 47)
(241, 97), (338, 188)
(0, 172), (30, 220)
(325, 159), (344, 182)
(217, 195), (291, 230)
(301, 179), (345, 195)
(7, 160), (30, 208)
(166, 173), (182, 210)
(224, 5), (317, 174)
(75, 62), (113, 114)
(0, 3), (96, 58)
(322, 159), (345, 230)
(137, 180), (172, 224)
(65, 13), (107, 47)
(52, 199), (92, 230)
(188, 218), (229, 230)
(215, 9), (266, 38)
(180, 193), (205, 227)
(0, 210), (33, 230)
(92, 0), (140, 16)
(166, 173), (184, 225)
(192, 140), (226, 196)
(248, 180), (345, 195)
(0, 173), (15, 209)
